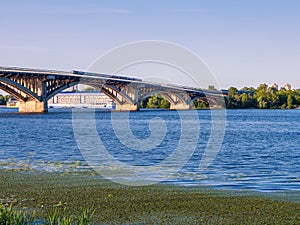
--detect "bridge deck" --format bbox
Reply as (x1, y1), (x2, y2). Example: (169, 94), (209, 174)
(0, 66), (226, 96)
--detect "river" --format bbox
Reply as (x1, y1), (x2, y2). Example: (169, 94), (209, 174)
(0, 107), (299, 192)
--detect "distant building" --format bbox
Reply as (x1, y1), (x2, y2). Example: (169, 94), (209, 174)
(5, 92), (115, 109)
(283, 83), (292, 91)
(6, 97), (20, 108)
(64, 84), (79, 92)
(48, 92), (115, 108)
(271, 83), (278, 90)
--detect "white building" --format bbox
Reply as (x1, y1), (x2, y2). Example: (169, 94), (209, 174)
(271, 83), (278, 90)
(48, 92), (115, 108)
(283, 83), (292, 91)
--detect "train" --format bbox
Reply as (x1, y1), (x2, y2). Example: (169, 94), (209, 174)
(71, 70), (142, 82)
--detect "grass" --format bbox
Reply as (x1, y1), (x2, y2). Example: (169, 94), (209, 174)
(45, 208), (94, 225)
(0, 203), (93, 225)
(1, 170), (300, 224)
(0, 203), (33, 225)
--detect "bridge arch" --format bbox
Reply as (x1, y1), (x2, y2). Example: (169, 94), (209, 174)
(190, 96), (210, 109)
(191, 95), (225, 109)
(0, 83), (28, 102)
(0, 77), (41, 102)
(72, 82), (138, 110)
(46, 81), (80, 101)
(139, 90), (191, 110)
(191, 96), (209, 103)
(140, 91), (174, 105)
(102, 84), (135, 105)
(77, 83), (135, 106)
(140, 90), (187, 105)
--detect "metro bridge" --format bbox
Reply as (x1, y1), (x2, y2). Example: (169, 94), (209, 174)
(0, 66), (228, 113)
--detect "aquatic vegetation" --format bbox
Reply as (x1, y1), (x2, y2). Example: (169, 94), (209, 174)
(0, 203), (94, 225)
(46, 207), (94, 225)
(76, 208), (95, 225)
(1, 171), (300, 224)
(0, 203), (34, 225)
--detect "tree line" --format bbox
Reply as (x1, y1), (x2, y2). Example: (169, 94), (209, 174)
(0, 95), (11, 105)
(1, 84), (300, 109)
(140, 84), (300, 109)
(226, 84), (300, 109)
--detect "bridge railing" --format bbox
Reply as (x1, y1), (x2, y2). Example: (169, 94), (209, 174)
(0, 66), (71, 76)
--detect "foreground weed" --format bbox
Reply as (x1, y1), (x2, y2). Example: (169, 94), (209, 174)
(46, 207), (94, 225)
(46, 209), (60, 225)
(0, 203), (34, 225)
(76, 208), (95, 225)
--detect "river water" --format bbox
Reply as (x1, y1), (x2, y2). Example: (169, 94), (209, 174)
(0, 107), (299, 192)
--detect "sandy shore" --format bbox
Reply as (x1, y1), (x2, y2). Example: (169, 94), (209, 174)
(1, 170), (300, 224)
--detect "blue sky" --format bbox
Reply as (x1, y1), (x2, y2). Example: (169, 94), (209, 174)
(0, 0), (299, 89)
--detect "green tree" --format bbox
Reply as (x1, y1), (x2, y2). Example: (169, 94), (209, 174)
(208, 85), (217, 91)
(226, 87), (241, 109)
(193, 99), (209, 109)
(240, 93), (254, 108)
(83, 87), (96, 92)
(0, 95), (6, 105)
(140, 98), (148, 108)
(287, 94), (293, 109)
(277, 89), (288, 108)
(146, 95), (170, 109)
(295, 90), (300, 105)
(223, 84), (299, 109)
(257, 83), (268, 91)
(241, 86), (256, 92)
(254, 84), (272, 109)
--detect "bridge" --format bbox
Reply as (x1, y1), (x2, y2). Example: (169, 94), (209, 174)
(0, 66), (227, 113)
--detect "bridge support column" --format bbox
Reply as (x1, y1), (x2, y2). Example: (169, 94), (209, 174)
(116, 103), (139, 111)
(170, 103), (190, 110)
(19, 100), (48, 113)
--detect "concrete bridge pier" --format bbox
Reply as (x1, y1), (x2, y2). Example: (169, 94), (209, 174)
(170, 103), (191, 110)
(115, 103), (139, 111)
(19, 100), (48, 113)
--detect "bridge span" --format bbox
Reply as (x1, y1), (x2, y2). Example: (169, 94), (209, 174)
(0, 66), (227, 113)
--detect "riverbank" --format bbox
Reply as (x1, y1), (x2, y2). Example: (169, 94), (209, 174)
(1, 170), (300, 224)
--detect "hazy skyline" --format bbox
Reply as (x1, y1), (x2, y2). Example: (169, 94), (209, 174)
(0, 0), (299, 90)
